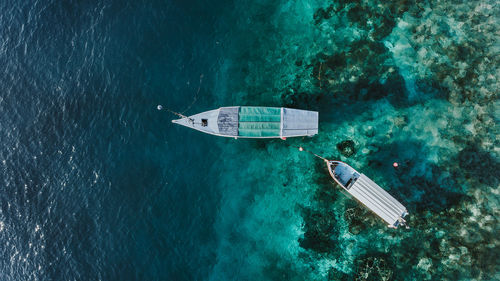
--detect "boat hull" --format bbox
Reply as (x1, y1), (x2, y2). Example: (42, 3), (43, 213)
(327, 160), (409, 228)
(172, 106), (318, 138)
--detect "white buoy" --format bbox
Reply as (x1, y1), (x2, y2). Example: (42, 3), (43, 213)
(157, 105), (163, 110)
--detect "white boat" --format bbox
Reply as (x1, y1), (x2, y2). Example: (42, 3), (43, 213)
(172, 106), (318, 138)
(327, 160), (409, 228)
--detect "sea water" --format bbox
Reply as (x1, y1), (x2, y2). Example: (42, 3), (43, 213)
(0, 0), (498, 280)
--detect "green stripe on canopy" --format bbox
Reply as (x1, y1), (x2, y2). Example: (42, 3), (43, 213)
(238, 107), (281, 137)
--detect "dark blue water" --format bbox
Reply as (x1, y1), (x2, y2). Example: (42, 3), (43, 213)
(0, 0), (231, 279)
(1, 0), (498, 280)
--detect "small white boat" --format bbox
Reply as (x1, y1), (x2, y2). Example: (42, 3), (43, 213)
(172, 106), (318, 138)
(327, 160), (409, 228)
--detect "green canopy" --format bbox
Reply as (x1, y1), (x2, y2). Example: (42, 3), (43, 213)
(238, 107), (281, 137)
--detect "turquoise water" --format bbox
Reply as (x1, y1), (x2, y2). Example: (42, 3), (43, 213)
(0, 0), (498, 280)
(209, 0), (499, 280)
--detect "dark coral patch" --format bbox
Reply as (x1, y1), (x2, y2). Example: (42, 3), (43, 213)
(354, 253), (394, 281)
(313, 5), (335, 24)
(299, 209), (338, 253)
(458, 144), (500, 186)
(337, 140), (356, 157)
(343, 201), (379, 234)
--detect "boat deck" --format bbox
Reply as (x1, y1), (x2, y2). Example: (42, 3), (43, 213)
(328, 161), (408, 228)
(172, 106), (318, 138)
(348, 174), (408, 227)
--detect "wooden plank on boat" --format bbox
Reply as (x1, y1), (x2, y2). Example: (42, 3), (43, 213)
(281, 108), (319, 137)
(217, 107), (239, 136)
(347, 174), (407, 226)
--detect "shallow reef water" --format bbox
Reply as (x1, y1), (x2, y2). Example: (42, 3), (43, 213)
(209, 0), (499, 280)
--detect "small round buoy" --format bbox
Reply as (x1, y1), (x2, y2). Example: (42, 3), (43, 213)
(157, 105), (163, 110)
(299, 147), (304, 151)
(393, 162), (399, 168)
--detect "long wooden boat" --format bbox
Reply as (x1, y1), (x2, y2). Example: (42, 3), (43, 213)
(172, 106), (318, 138)
(327, 160), (409, 228)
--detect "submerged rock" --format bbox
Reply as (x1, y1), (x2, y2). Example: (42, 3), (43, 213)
(393, 115), (407, 128)
(363, 125), (375, 137)
(337, 140), (356, 157)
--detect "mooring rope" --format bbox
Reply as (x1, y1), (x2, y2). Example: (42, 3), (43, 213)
(156, 73), (204, 118)
(156, 105), (193, 122)
(284, 142), (329, 162)
(181, 73), (204, 115)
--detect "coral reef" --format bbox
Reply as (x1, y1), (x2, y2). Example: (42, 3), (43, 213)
(355, 254), (393, 281)
(299, 209), (339, 254)
(210, 0), (499, 280)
